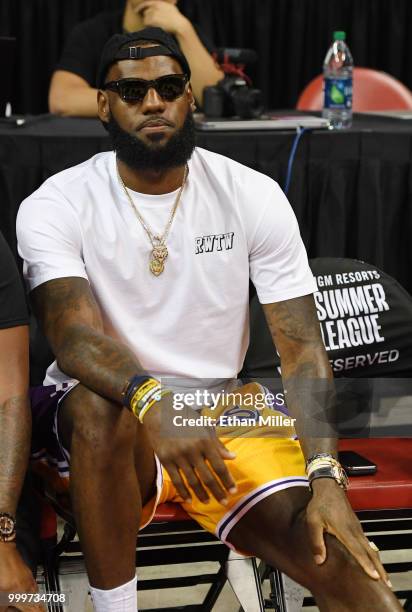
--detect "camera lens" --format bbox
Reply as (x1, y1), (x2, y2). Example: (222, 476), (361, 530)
(203, 86), (225, 118)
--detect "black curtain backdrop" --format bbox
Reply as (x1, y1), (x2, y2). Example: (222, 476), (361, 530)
(3, 0), (412, 114)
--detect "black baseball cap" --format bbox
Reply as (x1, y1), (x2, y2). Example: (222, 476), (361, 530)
(97, 27), (191, 88)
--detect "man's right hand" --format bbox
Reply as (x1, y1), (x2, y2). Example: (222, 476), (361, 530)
(0, 543), (45, 612)
(143, 395), (238, 505)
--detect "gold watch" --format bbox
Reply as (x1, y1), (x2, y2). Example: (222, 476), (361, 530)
(0, 512), (16, 542)
(306, 454), (349, 491)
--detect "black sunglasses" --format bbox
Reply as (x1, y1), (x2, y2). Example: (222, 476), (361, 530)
(103, 74), (188, 103)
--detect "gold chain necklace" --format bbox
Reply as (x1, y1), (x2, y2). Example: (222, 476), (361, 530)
(117, 163), (188, 276)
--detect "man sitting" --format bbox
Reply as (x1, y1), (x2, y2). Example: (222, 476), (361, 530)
(19, 28), (400, 612)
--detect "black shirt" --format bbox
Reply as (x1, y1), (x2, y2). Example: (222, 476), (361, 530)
(56, 10), (214, 87)
(0, 231), (28, 329)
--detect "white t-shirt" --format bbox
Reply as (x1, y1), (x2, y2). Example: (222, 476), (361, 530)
(17, 148), (316, 390)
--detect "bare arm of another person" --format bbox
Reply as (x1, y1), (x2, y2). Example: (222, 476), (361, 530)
(175, 20), (224, 105)
(31, 277), (236, 504)
(48, 71), (99, 117)
(138, 1), (224, 104)
(263, 295), (389, 585)
(0, 325), (44, 612)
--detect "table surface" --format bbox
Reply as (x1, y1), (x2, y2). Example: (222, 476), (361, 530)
(2, 112), (412, 136)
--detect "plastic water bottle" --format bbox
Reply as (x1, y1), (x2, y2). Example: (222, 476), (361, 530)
(322, 31), (353, 129)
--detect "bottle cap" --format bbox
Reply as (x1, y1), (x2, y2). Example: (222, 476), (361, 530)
(333, 31), (346, 41)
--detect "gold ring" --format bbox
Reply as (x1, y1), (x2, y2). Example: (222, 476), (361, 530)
(369, 540), (379, 552)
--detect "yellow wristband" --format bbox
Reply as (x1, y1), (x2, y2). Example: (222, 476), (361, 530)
(130, 380), (160, 415)
(138, 389), (173, 423)
(131, 386), (160, 419)
(131, 378), (159, 405)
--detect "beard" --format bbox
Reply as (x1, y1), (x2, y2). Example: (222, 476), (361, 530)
(106, 110), (196, 171)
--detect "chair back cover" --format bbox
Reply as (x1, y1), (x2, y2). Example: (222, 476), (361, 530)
(242, 257), (412, 379)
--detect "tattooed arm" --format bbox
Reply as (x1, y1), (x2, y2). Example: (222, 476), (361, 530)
(263, 294), (388, 583)
(262, 294), (337, 460)
(31, 277), (237, 505)
(0, 324), (44, 610)
(0, 325), (30, 517)
(30, 277), (145, 402)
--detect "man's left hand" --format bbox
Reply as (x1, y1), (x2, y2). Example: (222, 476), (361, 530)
(306, 478), (390, 585)
(138, 1), (189, 36)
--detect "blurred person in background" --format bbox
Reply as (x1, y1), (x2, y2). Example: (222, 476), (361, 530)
(49, 0), (223, 116)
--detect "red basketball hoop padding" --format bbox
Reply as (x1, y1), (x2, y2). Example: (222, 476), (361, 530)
(151, 502), (191, 522)
(39, 496), (58, 540)
(340, 438), (412, 511)
(153, 439), (412, 520)
(40, 438), (412, 537)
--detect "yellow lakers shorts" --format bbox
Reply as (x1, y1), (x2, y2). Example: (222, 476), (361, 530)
(140, 383), (308, 548)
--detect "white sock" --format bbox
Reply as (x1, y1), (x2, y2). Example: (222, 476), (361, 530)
(89, 575), (137, 612)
